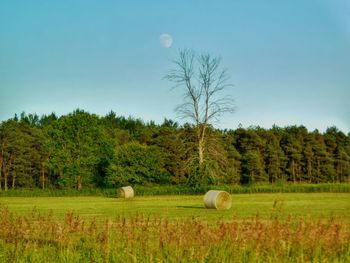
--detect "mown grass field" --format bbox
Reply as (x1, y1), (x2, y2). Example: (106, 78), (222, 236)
(1, 193), (350, 262)
(1, 193), (350, 220)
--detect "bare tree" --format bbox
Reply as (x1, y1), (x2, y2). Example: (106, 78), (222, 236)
(166, 49), (234, 182)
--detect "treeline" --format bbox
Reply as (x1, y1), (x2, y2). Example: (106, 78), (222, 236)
(0, 109), (349, 190)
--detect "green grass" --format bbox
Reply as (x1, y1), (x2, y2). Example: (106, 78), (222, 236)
(1, 183), (350, 197)
(1, 193), (350, 221)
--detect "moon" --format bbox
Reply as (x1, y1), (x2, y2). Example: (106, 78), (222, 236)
(159, 33), (173, 48)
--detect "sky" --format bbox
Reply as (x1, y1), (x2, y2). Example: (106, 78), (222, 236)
(1, 0), (349, 133)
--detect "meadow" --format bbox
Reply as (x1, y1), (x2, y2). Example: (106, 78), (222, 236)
(1, 193), (350, 221)
(0, 192), (350, 262)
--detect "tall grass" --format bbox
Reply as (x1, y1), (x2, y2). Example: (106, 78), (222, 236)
(0, 205), (349, 262)
(136, 183), (350, 195)
(1, 183), (350, 197)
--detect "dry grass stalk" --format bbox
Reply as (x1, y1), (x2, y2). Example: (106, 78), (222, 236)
(0, 205), (349, 262)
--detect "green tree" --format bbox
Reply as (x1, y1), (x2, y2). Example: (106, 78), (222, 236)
(218, 130), (241, 184)
(303, 134), (314, 183)
(324, 127), (350, 182)
(234, 127), (267, 184)
(106, 142), (169, 186)
(264, 133), (285, 183)
(46, 110), (107, 189)
(154, 119), (187, 184)
(304, 131), (334, 183)
(281, 126), (305, 183)
(0, 119), (23, 190)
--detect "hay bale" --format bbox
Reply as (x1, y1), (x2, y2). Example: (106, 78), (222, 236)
(203, 190), (231, 210)
(117, 186), (134, 199)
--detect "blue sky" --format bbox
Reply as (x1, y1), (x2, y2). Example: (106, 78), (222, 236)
(1, 0), (349, 132)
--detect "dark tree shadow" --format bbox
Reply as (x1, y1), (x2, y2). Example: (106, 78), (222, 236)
(176, 205), (205, 209)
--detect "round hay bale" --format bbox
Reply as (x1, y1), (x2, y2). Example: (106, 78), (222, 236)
(203, 190), (231, 210)
(117, 186), (134, 199)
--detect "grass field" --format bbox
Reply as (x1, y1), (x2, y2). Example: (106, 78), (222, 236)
(1, 193), (350, 262)
(2, 183), (350, 197)
(1, 192), (350, 220)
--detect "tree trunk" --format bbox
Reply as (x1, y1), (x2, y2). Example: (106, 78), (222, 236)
(0, 149), (3, 192)
(340, 165), (343, 183)
(337, 163), (342, 183)
(297, 163), (301, 183)
(292, 159), (296, 183)
(12, 171), (16, 190)
(0, 155), (2, 192)
(308, 160), (312, 183)
(317, 159), (320, 184)
(5, 157), (13, 191)
(198, 139), (204, 167)
(77, 176), (82, 190)
(4, 168), (8, 191)
(41, 165), (45, 190)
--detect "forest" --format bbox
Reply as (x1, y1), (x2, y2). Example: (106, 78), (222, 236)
(0, 109), (349, 191)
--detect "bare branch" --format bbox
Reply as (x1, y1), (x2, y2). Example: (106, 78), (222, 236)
(166, 49), (235, 171)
